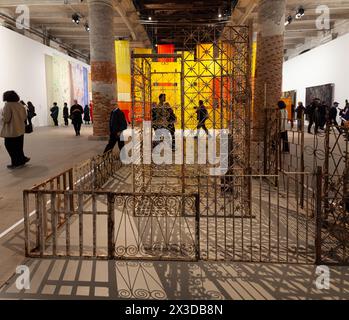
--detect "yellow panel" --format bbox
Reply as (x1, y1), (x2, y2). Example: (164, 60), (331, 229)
(115, 40), (131, 101)
(133, 48), (152, 54)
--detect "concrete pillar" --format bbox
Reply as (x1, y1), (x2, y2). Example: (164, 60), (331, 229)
(88, 0), (116, 137)
(253, 0), (286, 136)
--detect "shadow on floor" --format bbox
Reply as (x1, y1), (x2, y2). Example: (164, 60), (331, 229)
(0, 258), (348, 300)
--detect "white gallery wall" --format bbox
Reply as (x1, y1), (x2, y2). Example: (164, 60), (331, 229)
(0, 25), (90, 127)
(283, 32), (349, 108)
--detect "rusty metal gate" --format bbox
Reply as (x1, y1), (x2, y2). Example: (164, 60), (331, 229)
(22, 25), (348, 265)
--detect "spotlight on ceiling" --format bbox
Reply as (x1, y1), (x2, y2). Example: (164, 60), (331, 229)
(218, 7), (222, 18)
(295, 7), (305, 19)
(148, 16), (152, 20)
(84, 22), (90, 32)
(285, 15), (293, 26)
(72, 13), (80, 24)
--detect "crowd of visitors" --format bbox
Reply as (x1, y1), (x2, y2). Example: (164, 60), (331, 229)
(3, 87), (349, 169)
(279, 98), (349, 153)
(0, 90), (95, 169)
(50, 101), (93, 129)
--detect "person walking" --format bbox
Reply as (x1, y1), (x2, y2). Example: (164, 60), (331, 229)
(0, 91), (30, 169)
(278, 100), (289, 153)
(70, 100), (83, 136)
(305, 98), (320, 134)
(63, 102), (69, 126)
(329, 102), (339, 126)
(26, 101), (36, 126)
(50, 102), (59, 126)
(104, 102), (128, 154)
(83, 104), (91, 124)
(339, 100), (349, 126)
(194, 100), (210, 137)
(295, 101), (305, 131)
(164, 101), (177, 151)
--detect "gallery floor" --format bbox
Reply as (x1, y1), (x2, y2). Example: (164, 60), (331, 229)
(0, 125), (105, 286)
(0, 125), (348, 299)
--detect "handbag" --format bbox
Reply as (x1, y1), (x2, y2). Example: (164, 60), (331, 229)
(25, 123), (33, 134)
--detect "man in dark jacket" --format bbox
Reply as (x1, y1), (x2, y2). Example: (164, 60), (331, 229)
(70, 100), (84, 136)
(63, 102), (69, 126)
(306, 98), (320, 134)
(104, 102), (128, 154)
(295, 101), (305, 131)
(195, 100), (210, 136)
(50, 102), (59, 126)
(330, 102), (341, 133)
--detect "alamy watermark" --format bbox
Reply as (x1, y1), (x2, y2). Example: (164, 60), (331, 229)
(15, 5), (30, 30)
(315, 265), (330, 290)
(316, 5), (330, 31)
(119, 122), (229, 176)
(16, 265), (30, 290)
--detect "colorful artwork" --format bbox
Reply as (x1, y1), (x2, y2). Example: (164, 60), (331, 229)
(52, 55), (70, 109)
(45, 54), (90, 123)
(282, 90), (297, 121)
(157, 44), (175, 62)
(306, 84), (334, 107)
(70, 61), (85, 106)
(115, 40), (131, 102)
(83, 67), (89, 107)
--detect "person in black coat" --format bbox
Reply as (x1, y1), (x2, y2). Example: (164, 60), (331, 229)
(329, 102), (342, 133)
(26, 101), (36, 126)
(295, 101), (305, 131)
(103, 103), (128, 154)
(83, 104), (91, 124)
(70, 100), (83, 136)
(50, 102), (59, 126)
(63, 102), (69, 126)
(195, 100), (210, 136)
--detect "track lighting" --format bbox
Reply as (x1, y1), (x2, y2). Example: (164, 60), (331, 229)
(295, 7), (305, 19)
(84, 22), (90, 32)
(285, 15), (293, 26)
(72, 13), (80, 24)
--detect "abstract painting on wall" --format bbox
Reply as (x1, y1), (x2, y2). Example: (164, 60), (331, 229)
(305, 83), (334, 107)
(83, 67), (89, 107)
(45, 54), (90, 124)
(70, 61), (85, 106)
(52, 55), (71, 109)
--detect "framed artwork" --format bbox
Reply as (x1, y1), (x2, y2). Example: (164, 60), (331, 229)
(305, 83), (334, 107)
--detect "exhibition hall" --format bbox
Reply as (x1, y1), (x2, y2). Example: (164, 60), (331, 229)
(0, 0), (349, 303)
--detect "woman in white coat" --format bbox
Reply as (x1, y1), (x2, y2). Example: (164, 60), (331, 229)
(0, 91), (30, 169)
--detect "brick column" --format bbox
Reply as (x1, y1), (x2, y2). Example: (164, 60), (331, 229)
(88, 0), (116, 137)
(253, 0), (286, 138)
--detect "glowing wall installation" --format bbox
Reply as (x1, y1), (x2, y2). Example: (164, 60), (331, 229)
(115, 40), (132, 122)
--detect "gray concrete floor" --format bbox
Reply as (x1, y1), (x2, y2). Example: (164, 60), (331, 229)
(0, 125), (105, 286)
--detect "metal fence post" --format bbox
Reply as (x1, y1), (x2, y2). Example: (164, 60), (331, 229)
(195, 194), (200, 261)
(23, 191), (30, 256)
(68, 169), (74, 212)
(107, 193), (115, 259)
(315, 166), (323, 265)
